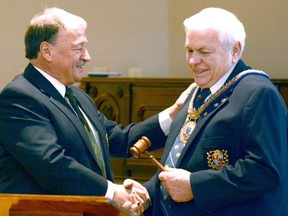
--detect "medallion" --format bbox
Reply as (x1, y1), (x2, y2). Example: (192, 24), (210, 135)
(207, 149), (229, 170)
(180, 121), (196, 144)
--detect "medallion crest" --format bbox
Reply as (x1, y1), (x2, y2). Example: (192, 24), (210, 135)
(180, 121), (196, 144)
(207, 149), (229, 170)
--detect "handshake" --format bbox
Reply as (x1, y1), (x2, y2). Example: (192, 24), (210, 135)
(113, 179), (150, 215)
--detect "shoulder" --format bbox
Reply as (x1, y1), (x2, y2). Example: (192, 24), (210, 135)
(0, 74), (35, 99)
(233, 72), (286, 110)
(233, 70), (275, 93)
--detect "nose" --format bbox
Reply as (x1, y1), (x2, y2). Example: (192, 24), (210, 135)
(81, 49), (91, 62)
(188, 52), (201, 65)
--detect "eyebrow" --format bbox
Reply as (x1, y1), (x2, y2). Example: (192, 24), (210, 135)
(185, 45), (213, 51)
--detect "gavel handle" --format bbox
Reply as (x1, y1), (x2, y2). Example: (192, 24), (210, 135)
(144, 152), (167, 171)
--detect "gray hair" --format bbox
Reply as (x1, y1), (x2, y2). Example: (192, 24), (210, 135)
(183, 8), (246, 56)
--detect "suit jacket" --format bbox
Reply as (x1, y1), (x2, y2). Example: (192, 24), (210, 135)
(0, 63), (166, 195)
(144, 60), (288, 216)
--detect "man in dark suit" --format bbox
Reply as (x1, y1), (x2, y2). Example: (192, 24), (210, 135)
(0, 7), (192, 214)
(144, 8), (288, 216)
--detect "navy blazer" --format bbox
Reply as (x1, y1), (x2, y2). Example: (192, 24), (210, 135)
(0, 63), (167, 195)
(144, 60), (288, 216)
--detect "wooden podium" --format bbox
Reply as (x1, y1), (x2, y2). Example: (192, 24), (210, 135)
(0, 194), (132, 216)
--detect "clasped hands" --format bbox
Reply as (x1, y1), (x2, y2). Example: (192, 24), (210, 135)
(113, 179), (150, 215)
(113, 168), (193, 215)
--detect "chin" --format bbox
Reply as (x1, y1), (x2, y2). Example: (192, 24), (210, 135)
(74, 73), (84, 81)
(194, 79), (203, 86)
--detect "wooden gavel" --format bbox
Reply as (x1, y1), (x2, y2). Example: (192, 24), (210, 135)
(130, 136), (166, 171)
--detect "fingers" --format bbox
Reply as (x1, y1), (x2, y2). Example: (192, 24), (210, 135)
(130, 202), (140, 213)
(180, 82), (197, 98)
(123, 179), (144, 205)
(123, 179), (150, 203)
(187, 82), (197, 92)
(122, 201), (141, 216)
(168, 82), (197, 120)
(121, 179), (151, 214)
(130, 190), (144, 205)
(129, 179), (150, 202)
(178, 82), (196, 104)
(132, 188), (148, 206)
(122, 201), (133, 209)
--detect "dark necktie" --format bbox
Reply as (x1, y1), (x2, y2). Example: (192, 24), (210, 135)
(194, 88), (211, 109)
(65, 87), (106, 177)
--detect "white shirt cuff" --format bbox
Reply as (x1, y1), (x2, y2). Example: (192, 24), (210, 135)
(105, 180), (115, 199)
(159, 108), (173, 136)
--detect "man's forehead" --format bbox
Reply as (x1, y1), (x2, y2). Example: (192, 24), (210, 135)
(57, 28), (88, 44)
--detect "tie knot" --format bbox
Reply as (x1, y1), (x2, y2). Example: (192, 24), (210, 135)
(194, 88), (211, 109)
(196, 88), (211, 101)
(201, 88), (211, 96)
(65, 87), (74, 98)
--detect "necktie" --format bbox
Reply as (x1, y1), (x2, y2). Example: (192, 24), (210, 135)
(160, 126), (185, 215)
(194, 88), (211, 109)
(65, 87), (106, 177)
(160, 88), (211, 215)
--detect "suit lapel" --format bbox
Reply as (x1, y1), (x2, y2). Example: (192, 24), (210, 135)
(160, 89), (194, 164)
(72, 88), (113, 179)
(24, 64), (112, 178)
(24, 65), (87, 134)
(23, 65), (78, 120)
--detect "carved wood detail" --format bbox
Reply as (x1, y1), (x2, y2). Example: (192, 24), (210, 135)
(93, 93), (120, 122)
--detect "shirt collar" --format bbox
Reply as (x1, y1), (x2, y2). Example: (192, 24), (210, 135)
(32, 65), (66, 98)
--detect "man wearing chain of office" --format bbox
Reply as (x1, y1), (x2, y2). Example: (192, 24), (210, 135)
(143, 7), (288, 216)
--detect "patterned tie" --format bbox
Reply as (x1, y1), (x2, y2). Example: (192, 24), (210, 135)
(160, 88), (211, 215)
(194, 88), (211, 109)
(65, 87), (106, 178)
(160, 126), (185, 215)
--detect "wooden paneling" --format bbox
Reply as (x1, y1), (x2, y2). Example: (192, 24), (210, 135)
(273, 79), (288, 107)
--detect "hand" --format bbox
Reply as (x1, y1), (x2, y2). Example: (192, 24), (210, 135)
(113, 183), (142, 215)
(123, 179), (150, 205)
(168, 82), (196, 119)
(113, 179), (150, 215)
(123, 179), (151, 215)
(158, 168), (194, 202)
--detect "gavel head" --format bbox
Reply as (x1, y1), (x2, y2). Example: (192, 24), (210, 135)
(130, 136), (152, 158)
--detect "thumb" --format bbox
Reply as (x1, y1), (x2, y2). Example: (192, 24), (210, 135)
(123, 178), (133, 189)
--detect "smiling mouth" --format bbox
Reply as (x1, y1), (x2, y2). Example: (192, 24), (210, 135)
(194, 69), (208, 74)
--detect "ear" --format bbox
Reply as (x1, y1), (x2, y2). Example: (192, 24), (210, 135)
(231, 41), (242, 64)
(39, 42), (53, 61)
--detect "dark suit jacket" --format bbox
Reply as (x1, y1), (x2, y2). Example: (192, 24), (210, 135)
(144, 60), (288, 216)
(0, 63), (166, 195)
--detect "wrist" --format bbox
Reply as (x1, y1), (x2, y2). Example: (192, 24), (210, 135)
(105, 180), (115, 199)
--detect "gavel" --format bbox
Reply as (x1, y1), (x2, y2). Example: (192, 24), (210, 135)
(130, 136), (167, 171)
